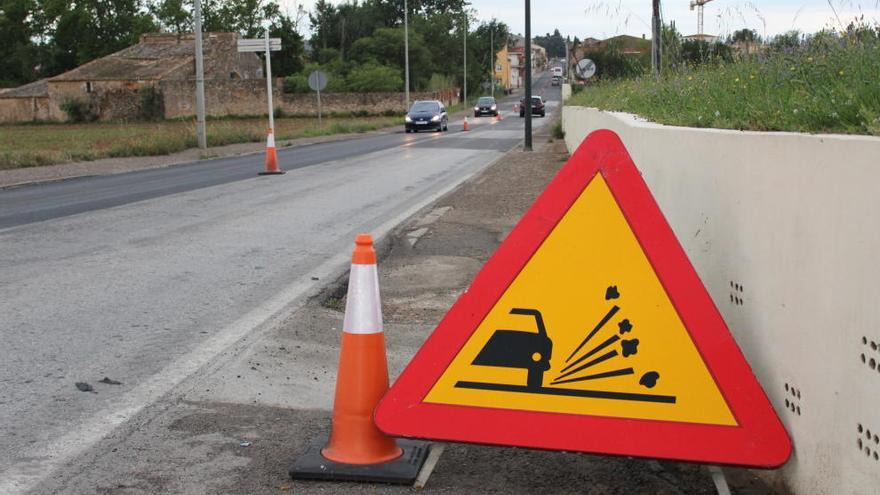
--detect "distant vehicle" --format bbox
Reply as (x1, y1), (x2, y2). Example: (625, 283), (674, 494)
(474, 96), (499, 117)
(519, 96), (546, 118)
(405, 100), (448, 133)
(551, 76), (561, 86)
(551, 66), (563, 77)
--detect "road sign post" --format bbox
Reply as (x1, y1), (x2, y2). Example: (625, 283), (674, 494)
(376, 130), (791, 468)
(237, 36), (282, 133)
(264, 32), (275, 134)
(308, 71), (328, 125)
(575, 58), (597, 81)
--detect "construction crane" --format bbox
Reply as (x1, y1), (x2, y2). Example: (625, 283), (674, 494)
(689, 0), (715, 36)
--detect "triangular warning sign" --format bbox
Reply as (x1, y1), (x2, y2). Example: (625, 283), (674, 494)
(376, 130), (791, 467)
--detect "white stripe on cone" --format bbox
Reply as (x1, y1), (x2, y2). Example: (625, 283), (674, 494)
(342, 264), (383, 335)
(267, 132), (276, 148)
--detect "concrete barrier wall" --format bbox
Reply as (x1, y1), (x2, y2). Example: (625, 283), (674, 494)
(563, 107), (880, 494)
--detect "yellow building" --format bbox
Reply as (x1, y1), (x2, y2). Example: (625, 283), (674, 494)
(494, 45), (510, 91)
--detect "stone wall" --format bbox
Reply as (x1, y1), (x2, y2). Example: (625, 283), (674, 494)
(0, 97), (50, 123)
(161, 78), (458, 119)
(47, 80), (154, 121)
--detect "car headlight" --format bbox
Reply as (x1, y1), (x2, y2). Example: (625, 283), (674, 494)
(491, 104), (497, 110)
(474, 106), (480, 111)
(431, 115), (441, 122)
(405, 115), (412, 122)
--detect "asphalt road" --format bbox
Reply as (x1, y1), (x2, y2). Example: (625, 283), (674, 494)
(0, 72), (559, 493)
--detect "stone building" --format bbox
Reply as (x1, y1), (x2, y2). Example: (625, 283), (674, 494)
(0, 32), (262, 123)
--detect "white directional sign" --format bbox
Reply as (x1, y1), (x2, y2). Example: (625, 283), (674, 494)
(237, 38), (282, 52)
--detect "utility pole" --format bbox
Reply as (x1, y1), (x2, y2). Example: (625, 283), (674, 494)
(463, 12), (467, 106)
(193, 0), (207, 149)
(490, 26), (494, 98)
(404, 0), (410, 110)
(524, 0), (532, 151)
(651, 0), (661, 77)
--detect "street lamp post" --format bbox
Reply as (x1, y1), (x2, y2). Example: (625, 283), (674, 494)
(524, 0), (532, 151)
(404, 0), (410, 110)
(463, 12), (467, 106)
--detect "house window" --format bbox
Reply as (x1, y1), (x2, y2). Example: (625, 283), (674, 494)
(85, 82), (93, 93)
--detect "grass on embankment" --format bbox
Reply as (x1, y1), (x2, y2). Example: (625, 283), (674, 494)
(568, 31), (880, 136)
(0, 116), (399, 170)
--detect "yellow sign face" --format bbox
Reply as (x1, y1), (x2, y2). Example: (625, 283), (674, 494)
(425, 174), (736, 425)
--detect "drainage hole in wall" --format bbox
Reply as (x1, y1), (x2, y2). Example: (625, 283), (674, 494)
(864, 336), (869, 345)
(859, 438), (864, 449)
(867, 429), (873, 440)
(859, 423), (864, 433)
(784, 383), (789, 391)
(785, 399), (790, 408)
(870, 358), (877, 370)
(862, 353), (867, 363)
(872, 341), (878, 351)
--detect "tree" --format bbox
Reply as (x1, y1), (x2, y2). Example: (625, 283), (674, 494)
(731, 28), (758, 43)
(346, 62), (402, 91)
(35, 0), (157, 77)
(0, 0), (39, 86)
(149, 0), (190, 33)
(533, 28), (565, 58)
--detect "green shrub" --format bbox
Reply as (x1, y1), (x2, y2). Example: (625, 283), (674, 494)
(346, 63), (402, 92)
(569, 24), (880, 135)
(283, 74), (310, 93)
(583, 43), (645, 80)
(60, 97), (98, 122)
(551, 120), (565, 139)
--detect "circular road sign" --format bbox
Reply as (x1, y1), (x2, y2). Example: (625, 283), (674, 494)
(575, 59), (597, 80)
(308, 70), (328, 91)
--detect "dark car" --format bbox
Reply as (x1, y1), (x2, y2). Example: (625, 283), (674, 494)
(519, 96), (546, 117)
(474, 96), (498, 117)
(405, 100), (448, 133)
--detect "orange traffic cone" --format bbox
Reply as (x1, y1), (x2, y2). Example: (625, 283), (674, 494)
(496, 111), (503, 122)
(289, 234), (430, 484)
(463, 116), (470, 131)
(322, 234), (401, 464)
(259, 128), (284, 175)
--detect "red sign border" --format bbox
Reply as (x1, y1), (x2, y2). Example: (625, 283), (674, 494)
(375, 129), (791, 468)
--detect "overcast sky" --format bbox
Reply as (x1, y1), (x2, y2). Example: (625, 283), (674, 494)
(282, 0), (880, 39)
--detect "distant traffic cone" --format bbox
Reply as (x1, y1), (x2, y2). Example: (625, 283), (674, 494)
(289, 234), (430, 483)
(463, 116), (470, 131)
(258, 128), (284, 175)
(496, 111), (503, 122)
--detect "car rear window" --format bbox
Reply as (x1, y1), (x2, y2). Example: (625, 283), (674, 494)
(411, 102), (440, 112)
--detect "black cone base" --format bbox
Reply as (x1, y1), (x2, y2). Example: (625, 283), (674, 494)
(290, 438), (431, 485)
(258, 170), (285, 175)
